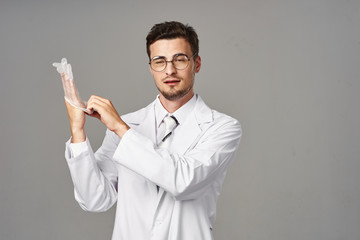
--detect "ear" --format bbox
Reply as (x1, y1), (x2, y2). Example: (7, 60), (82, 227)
(194, 55), (201, 73)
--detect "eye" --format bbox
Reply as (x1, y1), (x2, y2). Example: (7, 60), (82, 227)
(174, 55), (187, 62)
(153, 59), (165, 65)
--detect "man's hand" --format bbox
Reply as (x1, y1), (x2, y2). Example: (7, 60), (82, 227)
(65, 99), (86, 143)
(86, 95), (130, 138)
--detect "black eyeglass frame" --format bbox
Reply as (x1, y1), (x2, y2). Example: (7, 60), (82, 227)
(149, 53), (198, 72)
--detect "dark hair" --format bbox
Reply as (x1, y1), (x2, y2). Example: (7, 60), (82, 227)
(146, 21), (199, 59)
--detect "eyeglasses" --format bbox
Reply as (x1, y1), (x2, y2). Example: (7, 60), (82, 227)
(149, 53), (197, 72)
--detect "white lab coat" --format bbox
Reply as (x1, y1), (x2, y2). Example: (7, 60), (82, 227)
(65, 95), (242, 240)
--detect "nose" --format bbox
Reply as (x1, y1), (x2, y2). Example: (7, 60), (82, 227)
(165, 61), (177, 75)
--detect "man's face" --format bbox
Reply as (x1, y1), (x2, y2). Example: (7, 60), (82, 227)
(149, 38), (201, 101)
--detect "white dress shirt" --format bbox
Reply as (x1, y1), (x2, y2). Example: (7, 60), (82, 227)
(65, 94), (242, 240)
(155, 94), (196, 146)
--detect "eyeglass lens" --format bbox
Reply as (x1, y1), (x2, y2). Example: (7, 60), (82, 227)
(151, 54), (190, 72)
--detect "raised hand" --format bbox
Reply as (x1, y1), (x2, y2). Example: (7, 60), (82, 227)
(86, 95), (130, 138)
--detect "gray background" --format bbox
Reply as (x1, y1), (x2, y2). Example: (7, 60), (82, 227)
(1, 0), (359, 239)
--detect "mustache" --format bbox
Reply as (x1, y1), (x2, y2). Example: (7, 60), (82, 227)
(162, 76), (182, 82)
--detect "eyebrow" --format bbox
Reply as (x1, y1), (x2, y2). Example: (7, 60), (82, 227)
(151, 53), (188, 60)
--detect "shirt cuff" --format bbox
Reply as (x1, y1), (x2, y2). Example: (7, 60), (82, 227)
(69, 137), (89, 158)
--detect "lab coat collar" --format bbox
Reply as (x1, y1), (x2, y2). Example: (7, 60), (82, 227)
(154, 96), (169, 128)
(122, 94), (213, 155)
(124, 94), (213, 127)
(154, 94), (197, 128)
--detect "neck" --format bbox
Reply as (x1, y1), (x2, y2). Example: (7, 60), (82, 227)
(159, 91), (194, 113)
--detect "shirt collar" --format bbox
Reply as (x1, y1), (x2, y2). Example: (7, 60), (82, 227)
(154, 94), (197, 128)
(155, 96), (169, 128)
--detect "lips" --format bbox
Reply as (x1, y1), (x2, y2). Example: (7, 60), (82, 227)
(164, 79), (181, 85)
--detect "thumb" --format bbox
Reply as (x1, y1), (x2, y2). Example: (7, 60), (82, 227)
(87, 111), (101, 120)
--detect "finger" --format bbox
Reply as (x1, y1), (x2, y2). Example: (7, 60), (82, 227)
(89, 96), (113, 108)
(67, 63), (74, 80)
(87, 98), (115, 116)
(87, 95), (109, 104)
(62, 77), (84, 106)
(63, 79), (77, 102)
(86, 111), (101, 119)
(62, 78), (74, 101)
(87, 98), (107, 110)
(87, 95), (111, 110)
(53, 62), (64, 74)
(86, 100), (103, 113)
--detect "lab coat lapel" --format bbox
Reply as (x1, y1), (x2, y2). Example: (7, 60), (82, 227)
(172, 95), (214, 155)
(171, 113), (201, 155)
(123, 102), (156, 143)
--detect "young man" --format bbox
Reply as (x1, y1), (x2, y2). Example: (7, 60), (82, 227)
(65, 21), (242, 240)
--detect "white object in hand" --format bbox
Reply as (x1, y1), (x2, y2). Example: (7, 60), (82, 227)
(52, 58), (92, 114)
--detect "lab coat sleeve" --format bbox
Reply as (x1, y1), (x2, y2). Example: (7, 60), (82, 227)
(113, 117), (242, 201)
(65, 129), (119, 212)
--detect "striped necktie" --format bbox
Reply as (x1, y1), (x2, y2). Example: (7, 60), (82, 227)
(157, 115), (178, 192)
(158, 115), (179, 149)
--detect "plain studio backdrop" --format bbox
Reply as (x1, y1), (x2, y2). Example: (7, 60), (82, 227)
(1, 0), (359, 239)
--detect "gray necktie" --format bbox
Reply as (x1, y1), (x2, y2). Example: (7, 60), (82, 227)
(157, 115), (178, 192)
(158, 115), (178, 149)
